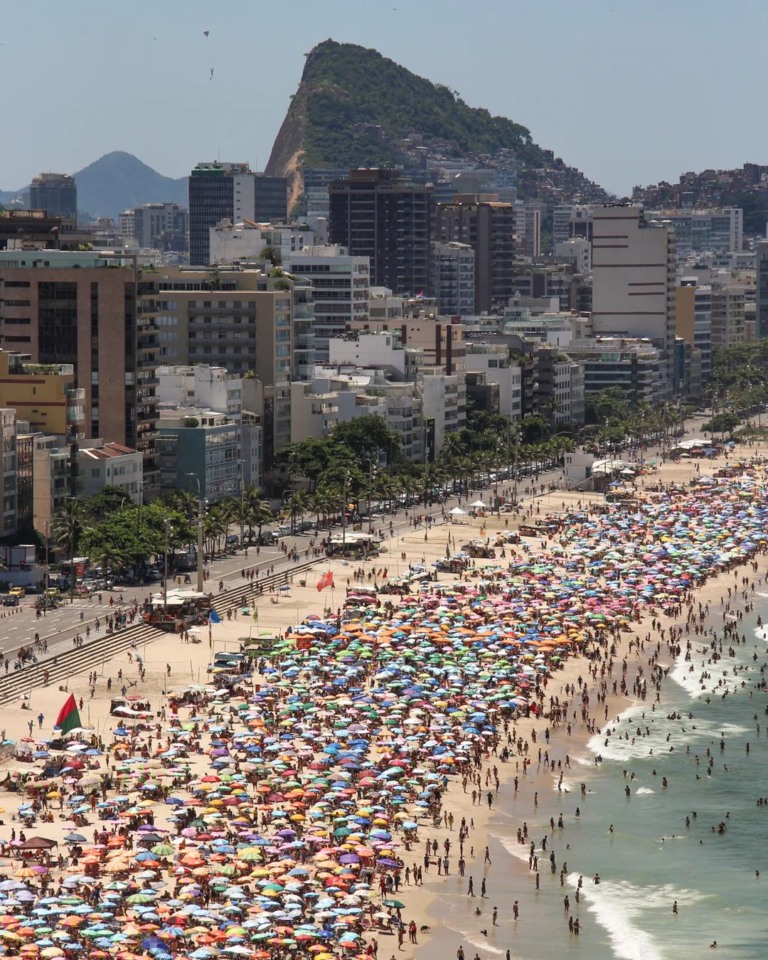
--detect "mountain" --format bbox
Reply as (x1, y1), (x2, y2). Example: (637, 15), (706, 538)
(0, 152), (188, 221)
(73, 152), (188, 221)
(266, 39), (611, 211)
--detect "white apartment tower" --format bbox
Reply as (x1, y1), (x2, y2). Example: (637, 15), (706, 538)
(591, 205), (676, 397)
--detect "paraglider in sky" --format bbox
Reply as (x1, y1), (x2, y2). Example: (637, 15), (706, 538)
(209, 67), (214, 80)
(203, 30), (209, 37)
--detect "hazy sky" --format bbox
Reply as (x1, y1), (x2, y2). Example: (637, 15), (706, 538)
(3, 0), (767, 196)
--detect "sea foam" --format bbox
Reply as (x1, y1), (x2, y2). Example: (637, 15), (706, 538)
(568, 875), (707, 960)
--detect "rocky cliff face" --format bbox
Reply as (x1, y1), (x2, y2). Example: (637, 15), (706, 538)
(266, 39), (610, 215)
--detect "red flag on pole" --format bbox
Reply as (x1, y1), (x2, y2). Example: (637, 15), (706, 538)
(54, 693), (82, 735)
(316, 571), (334, 591)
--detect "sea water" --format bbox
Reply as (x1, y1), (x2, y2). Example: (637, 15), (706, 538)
(428, 596), (768, 960)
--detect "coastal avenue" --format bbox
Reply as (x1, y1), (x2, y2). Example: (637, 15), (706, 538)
(0, 411), (717, 662)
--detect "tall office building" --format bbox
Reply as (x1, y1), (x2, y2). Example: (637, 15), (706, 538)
(29, 173), (77, 222)
(328, 169), (433, 296)
(189, 162), (288, 266)
(434, 195), (516, 313)
(0, 250), (159, 493)
(591, 204), (676, 397)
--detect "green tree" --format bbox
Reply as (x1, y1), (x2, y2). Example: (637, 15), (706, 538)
(53, 500), (89, 558)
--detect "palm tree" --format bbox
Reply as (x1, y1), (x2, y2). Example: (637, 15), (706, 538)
(53, 500), (90, 600)
(53, 500), (89, 558)
(285, 491), (309, 534)
(90, 543), (125, 583)
(242, 487), (273, 543)
(204, 505), (228, 558)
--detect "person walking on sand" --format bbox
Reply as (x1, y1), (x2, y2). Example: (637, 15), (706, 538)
(467, 876), (475, 896)
(492, 906), (498, 926)
(513, 900), (519, 920)
(481, 878), (487, 897)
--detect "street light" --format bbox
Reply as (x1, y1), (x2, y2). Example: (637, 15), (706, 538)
(66, 498), (77, 605)
(163, 519), (171, 608)
(186, 473), (205, 593)
(239, 459), (246, 549)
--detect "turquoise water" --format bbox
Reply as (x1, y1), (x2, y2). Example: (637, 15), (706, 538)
(426, 595), (768, 960)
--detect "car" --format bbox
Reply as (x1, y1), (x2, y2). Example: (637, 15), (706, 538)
(9, 586), (25, 599)
(2, 595), (19, 606)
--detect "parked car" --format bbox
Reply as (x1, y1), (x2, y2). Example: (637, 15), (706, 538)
(2, 595), (19, 606)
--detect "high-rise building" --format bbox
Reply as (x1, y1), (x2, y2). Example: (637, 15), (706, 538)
(328, 169), (432, 296)
(137, 265), (292, 475)
(0, 250), (159, 494)
(434, 196), (516, 313)
(286, 247), (370, 363)
(189, 162), (288, 265)
(591, 204), (676, 397)
(29, 173), (77, 222)
(431, 241), (475, 317)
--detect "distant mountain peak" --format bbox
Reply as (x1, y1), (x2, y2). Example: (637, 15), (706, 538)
(0, 152), (188, 221)
(72, 152), (188, 220)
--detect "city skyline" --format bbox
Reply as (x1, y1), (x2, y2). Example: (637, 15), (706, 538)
(2, 0), (768, 196)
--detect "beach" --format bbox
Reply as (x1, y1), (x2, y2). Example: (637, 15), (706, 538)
(0, 442), (767, 960)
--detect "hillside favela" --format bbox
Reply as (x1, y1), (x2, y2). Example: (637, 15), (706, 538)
(3, 31), (768, 960)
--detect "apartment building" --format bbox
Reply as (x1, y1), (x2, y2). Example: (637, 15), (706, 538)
(0, 250), (159, 494)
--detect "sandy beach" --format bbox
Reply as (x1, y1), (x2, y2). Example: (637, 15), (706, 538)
(0, 439), (765, 960)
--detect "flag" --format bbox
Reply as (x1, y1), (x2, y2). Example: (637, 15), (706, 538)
(54, 694), (82, 736)
(316, 571), (334, 592)
(209, 609), (221, 624)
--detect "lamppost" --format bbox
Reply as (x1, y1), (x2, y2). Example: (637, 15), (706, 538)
(43, 521), (50, 592)
(186, 473), (205, 592)
(163, 519), (171, 608)
(509, 422), (521, 505)
(66, 498), (76, 605)
(136, 480), (144, 540)
(239, 460), (246, 549)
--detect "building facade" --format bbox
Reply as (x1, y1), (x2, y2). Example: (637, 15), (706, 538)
(0, 251), (159, 494)
(431, 241), (475, 317)
(189, 162), (288, 266)
(434, 195), (516, 313)
(29, 173), (77, 222)
(591, 204), (676, 397)
(328, 169), (432, 296)
(286, 247), (370, 363)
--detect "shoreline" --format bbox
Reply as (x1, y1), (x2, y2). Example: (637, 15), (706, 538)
(409, 453), (768, 960)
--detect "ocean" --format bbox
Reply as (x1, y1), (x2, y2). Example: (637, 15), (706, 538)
(425, 593), (768, 960)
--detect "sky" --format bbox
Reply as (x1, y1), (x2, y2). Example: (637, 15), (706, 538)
(2, 0), (768, 196)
